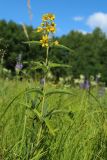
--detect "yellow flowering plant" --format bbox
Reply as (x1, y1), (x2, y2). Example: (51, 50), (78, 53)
(24, 13), (72, 93)
(37, 13), (57, 48)
(22, 13), (73, 159)
(1, 13), (74, 159)
(24, 13), (72, 88)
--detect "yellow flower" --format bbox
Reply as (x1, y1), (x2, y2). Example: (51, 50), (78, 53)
(44, 26), (50, 32)
(37, 27), (43, 32)
(42, 14), (48, 21)
(51, 22), (56, 27)
(37, 13), (57, 47)
(42, 13), (55, 21)
(54, 40), (59, 45)
(48, 13), (55, 20)
(44, 26), (56, 33)
(49, 26), (56, 33)
(40, 35), (49, 47)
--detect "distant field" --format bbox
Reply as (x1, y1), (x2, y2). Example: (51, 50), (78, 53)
(0, 79), (107, 160)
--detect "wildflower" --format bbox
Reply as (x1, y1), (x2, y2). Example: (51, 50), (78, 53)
(37, 27), (43, 33)
(80, 74), (85, 80)
(48, 13), (55, 20)
(45, 26), (50, 32)
(38, 13), (56, 47)
(42, 14), (49, 21)
(91, 81), (97, 87)
(54, 40), (59, 45)
(15, 63), (23, 70)
(74, 79), (79, 84)
(49, 26), (56, 33)
(84, 80), (90, 90)
(42, 13), (55, 21)
(47, 71), (53, 80)
(40, 77), (45, 85)
(40, 35), (49, 47)
(51, 22), (56, 27)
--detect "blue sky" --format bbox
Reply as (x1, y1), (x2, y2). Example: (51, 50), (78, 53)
(0, 0), (107, 36)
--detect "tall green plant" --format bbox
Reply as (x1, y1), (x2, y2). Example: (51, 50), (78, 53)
(0, 14), (74, 159)
(19, 13), (73, 159)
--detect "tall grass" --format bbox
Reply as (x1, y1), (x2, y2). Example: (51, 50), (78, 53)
(27, 0), (32, 20)
(0, 79), (107, 160)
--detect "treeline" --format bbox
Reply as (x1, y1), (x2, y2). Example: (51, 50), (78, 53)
(0, 20), (107, 82)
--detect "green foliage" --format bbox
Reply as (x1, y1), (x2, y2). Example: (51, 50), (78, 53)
(0, 79), (107, 160)
(0, 20), (107, 82)
(0, 8), (107, 160)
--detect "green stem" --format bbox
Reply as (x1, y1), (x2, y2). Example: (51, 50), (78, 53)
(45, 47), (49, 67)
(41, 47), (49, 115)
(37, 47), (49, 143)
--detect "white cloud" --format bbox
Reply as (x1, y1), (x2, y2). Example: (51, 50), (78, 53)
(87, 12), (107, 32)
(73, 16), (84, 21)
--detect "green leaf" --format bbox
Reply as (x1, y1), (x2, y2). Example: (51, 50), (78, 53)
(23, 61), (29, 64)
(45, 89), (75, 97)
(19, 102), (31, 109)
(33, 108), (42, 121)
(23, 61), (47, 72)
(30, 149), (46, 160)
(0, 88), (43, 121)
(52, 44), (74, 53)
(45, 109), (70, 118)
(48, 62), (71, 68)
(23, 61), (42, 65)
(24, 41), (41, 45)
(44, 119), (56, 136)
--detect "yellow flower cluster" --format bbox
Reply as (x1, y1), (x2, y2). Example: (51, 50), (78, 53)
(42, 13), (55, 21)
(37, 13), (59, 48)
(37, 14), (56, 34)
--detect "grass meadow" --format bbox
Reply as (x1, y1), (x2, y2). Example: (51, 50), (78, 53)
(0, 78), (107, 160)
(0, 1), (107, 160)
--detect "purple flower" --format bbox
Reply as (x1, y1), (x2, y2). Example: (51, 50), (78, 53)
(15, 63), (23, 70)
(80, 79), (90, 90)
(40, 78), (45, 85)
(84, 80), (90, 90)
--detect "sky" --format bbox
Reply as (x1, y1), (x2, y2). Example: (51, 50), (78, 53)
(0, 0), (107, 36)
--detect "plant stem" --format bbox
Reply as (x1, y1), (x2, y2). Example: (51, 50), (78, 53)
(46, 47), (49, 67)
(41, 47), (49, 115)
(37, 47), (49, 143)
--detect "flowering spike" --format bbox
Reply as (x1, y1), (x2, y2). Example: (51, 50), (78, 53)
(37, 13), (58, 48)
